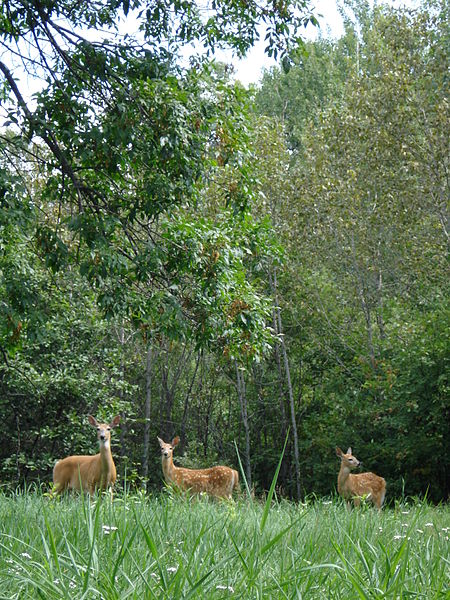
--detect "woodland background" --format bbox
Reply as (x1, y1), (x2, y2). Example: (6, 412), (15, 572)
(0, 0), (448, 502)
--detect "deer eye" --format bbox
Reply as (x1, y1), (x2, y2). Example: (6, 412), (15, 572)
(107, 427), (111, 431)
(97, 427), (100, 431)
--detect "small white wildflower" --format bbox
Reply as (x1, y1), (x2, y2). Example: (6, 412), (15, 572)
(54, 579), (60, 585)
(69, 581), (76, 589)
(393, 535), (404, 540)
(102, 525), (118, 534)
(401, 523), (409, 528)
(322, 500), (332, 505)
(216, 585), (234, 593)
(416, 529), (424, 534)
(5, 559), (14, 564)
(378, 527), (383, 532)
(424, 523), (433, 527)
(167, 566), (177, 573)
(20, 552), (31, 559)
(401, 511), (409, 515)
(150, 573), (159, 579)
(441, 527), (449, 532)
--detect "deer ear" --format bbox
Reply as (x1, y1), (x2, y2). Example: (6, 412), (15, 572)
(88, 415), (98, 427)
(157, 436), (164, 447)
(347, 447), (352, 455)
(110, 415), (121, 427)
(336, 447), (343, 457)
(172, 436), (180, 447)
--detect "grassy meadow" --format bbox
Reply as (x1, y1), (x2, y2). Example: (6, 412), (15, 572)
(0, 487), (448, 599)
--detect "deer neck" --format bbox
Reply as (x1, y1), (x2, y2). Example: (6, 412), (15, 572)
(338, 463), (351, 493)
(162, 455), (176, 482)
(99, 440), (114, 473)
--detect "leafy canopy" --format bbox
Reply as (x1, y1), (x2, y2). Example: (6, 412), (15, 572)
(0, 0), (314, 360)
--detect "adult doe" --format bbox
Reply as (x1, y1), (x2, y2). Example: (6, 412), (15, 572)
(336, 447), (386, 509)
(53, 415), (120, 495)
(158, 436), (239, 499)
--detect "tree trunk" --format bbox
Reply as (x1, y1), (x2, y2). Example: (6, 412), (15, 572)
(271, 308), (289, 437)
(141, 342), (153, 490)
(235, 361), (252, 490)
(118, 324), (128, 462)
(351, 234), (377, 371)
(160, 338), (190, 438)
(180, 353), (201, 454)
(269, 268), (302, 499)
(160, 338), (174, 437)
(375, 268), (386, 340)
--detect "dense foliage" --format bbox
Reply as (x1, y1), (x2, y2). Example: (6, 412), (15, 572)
(0, 0), (448, 501)
(253, 0), (449, 500)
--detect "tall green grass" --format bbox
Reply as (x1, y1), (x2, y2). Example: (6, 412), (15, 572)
(0, 488), (448, 599)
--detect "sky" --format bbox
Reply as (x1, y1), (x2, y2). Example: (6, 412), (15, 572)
(214, 0), (421, 86)
(1, 0), (422, 111)
(216, 0), (344, 86)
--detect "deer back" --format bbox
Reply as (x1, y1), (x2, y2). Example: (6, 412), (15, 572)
(172, 465), (239, 499)
(336, 446), (386, 508)
(158, 436), (239, 499)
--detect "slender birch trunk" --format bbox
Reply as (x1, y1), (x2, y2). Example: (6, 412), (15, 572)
(271, 308), (289, 439)
(180, 353), (201, 454)
(269, 268), (301, 499)
(235, 361), (252, 490)
(118, 324), (127, 461)
(141, 342), (153, 489)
